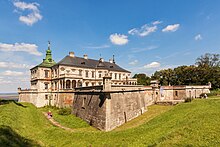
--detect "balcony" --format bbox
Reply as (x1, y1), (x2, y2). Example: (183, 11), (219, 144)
(59, 73), (82, 78)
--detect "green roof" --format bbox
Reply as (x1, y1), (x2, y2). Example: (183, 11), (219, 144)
(31, 43), (56, 69)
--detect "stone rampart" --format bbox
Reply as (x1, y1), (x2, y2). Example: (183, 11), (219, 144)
(72, 87), (154, 131)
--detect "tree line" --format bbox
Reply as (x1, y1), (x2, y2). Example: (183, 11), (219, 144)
(133, 53), (220, 89)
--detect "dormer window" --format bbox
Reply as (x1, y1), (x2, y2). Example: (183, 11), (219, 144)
(81, 62), (85, 65)
(110, 65), (113, 68)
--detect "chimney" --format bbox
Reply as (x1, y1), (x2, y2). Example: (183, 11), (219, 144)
(109, 59), (113, 63)
(69, 52), (75, 57)
(83, 54), (88, 59)
(100, 58), (104, 62)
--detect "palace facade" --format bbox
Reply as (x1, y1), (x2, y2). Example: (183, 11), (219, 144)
(18, 43), (137, 107)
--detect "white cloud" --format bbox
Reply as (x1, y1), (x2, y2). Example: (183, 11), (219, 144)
(162, 24), (180, 32)
(152, 20), (162, 25)
(131, 45), (158, 53)
(13, 1), (42, 26)
(194, 34), (202, 41)
(0, 79), (13, 84)
(0, 62), (32, 69)
(0, 42), (42, 56)
(0, 70), (24, 76)
(143, 62), (161, 69)
(128, 24), (157, 37)
(129, 60), (138, 65)
(84, 44), (110, 49)
(109, 33), (129, 45)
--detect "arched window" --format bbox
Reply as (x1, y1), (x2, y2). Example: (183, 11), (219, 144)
(78, 81), (82, 87)
(66, 80), (71, 89)
(72, 80), (76, 88)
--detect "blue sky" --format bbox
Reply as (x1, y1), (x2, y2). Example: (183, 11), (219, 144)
(0, 0), (220, 92)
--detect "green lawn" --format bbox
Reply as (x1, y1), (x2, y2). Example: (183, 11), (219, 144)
(1, 97), (220, 146)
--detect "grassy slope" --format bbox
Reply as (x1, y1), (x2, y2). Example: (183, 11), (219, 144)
(1, 97), (220, 146)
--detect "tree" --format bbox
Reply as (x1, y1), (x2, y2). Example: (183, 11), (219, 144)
(196, 53), (220, 67)
(133, 73), (151, 85)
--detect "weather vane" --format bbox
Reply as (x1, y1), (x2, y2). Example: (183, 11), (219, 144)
(48, 41), (51, 49)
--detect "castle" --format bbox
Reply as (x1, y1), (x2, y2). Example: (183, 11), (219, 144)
(18, 43), (137, 107)
(18, 43), (211, 131)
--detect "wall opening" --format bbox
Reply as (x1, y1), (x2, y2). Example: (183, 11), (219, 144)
(124, 112), (127, 123)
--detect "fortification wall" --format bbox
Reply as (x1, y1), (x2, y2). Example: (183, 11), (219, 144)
(72, 92), (107, 130)
(106, 91), (148, 131)
(19, 90), (74, 108)
(19, 92), (38, 105)
(159, 85), (210, 101)
(72, 88), (155, 131)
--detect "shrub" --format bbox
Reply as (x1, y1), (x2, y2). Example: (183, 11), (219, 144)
(185, 97), (193, 103)
(207, 89), (220, 97)
(58, 107), (72, 115)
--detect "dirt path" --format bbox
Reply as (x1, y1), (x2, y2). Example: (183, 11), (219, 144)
(43, 112), (75, 132)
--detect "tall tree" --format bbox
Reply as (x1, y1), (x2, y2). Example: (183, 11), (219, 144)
(196, 53), (220, 67)
(133, 73), (151, 85)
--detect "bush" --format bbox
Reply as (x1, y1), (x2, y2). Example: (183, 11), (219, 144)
(207, 89), (220, 97)
(57, 107), (72, 115)
(185, 97), (193, 103)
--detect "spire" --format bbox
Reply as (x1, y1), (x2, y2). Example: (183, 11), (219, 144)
(38, 41), (56, 68)
(113, 55), (115, 64)
(48, 41), (51, 50)
(44, 41), (55, 64)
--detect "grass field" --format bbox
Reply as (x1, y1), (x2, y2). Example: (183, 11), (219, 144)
(1, 97), (220, 146)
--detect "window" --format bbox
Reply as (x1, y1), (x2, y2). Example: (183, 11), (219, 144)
(45, 70), (49, 78)
(114, 73), (117, 79)
(55, 82), (57, 90)
(66, 80), (71, 89)
(98, 71), (102, 78)
(85, 82), (89, 87)
(45, 95), (48, 100)
(85, 70), (89, 78)
(92, 82), (95, 86)
(92, 71), (95, 78)
(78, 81), (82, 87)
(98, 82), (102, 85)
(175, 91), (178, 96)
(79, 70), (82, 76)
(110, 73), (112, 77)
(82, 97), (86, 109)
(51, 70), (54, 78)
(45, 83), (49, 89)
(119, 73), (121, 80)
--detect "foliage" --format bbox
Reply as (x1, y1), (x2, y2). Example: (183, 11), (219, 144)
(1, 98), (220, 146)
(207, 89), (220, 97)
(150, 53), (220, 89)
(184, 97), (193, 103)
(57, 107), (72, 115)
(133, 73), (151, 85)
(196, 53), (220, 67)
